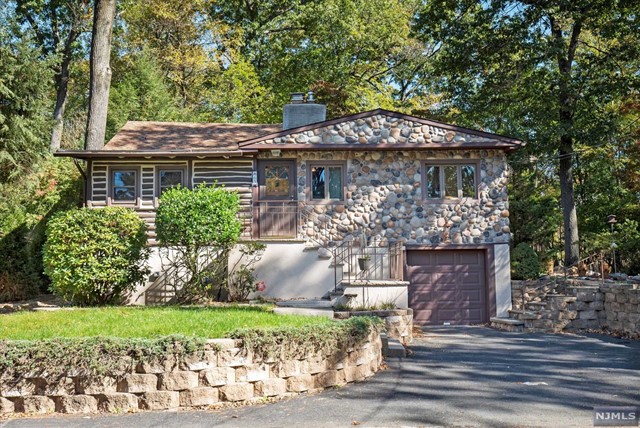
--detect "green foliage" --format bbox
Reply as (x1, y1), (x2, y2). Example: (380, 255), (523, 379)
(43, 207), (150, 306)
(0, 335), (206, 380)
(0, 158), (81, 300)
(0, 26), (54, 181)
(227, 241), (267, 302)
(230, 316), (382, 361)
(416, 0), (640, 264)
(511, 243), (541, 280)
(156, 183), (241, 248)
(107, 51), (187, 140)
(156, 184), (242, 303)
(583, 219), (640, 275)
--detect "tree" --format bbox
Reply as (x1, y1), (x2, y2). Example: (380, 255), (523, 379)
(14, 0), (92, 152)
(85, 0), (116, 150)
(106, 51), (186, 139)
(121, 0), (216, 111)
(0, 25), (53, 181)
(416, 0), (640, 266)
(209, 0), (426, 119)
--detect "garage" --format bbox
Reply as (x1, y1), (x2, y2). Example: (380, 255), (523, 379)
(406, 249), (488, 325)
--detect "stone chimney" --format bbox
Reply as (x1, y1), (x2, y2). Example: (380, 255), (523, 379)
(282, 91), (326, 130)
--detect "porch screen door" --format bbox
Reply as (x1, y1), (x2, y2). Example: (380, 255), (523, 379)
(257, 160), (297, 238)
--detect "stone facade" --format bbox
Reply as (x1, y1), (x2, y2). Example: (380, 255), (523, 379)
(0, 331), (382, 415)
(257, 113), (508, 146)
(259, 149), (510, 246)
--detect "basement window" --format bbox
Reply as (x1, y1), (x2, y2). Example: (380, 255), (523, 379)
(423, 163), (477, 199)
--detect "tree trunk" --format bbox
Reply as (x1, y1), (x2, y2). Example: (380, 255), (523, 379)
(50, 30), (77, 152)
(85, 0), (116, 150)
(559, 137), (580, 266)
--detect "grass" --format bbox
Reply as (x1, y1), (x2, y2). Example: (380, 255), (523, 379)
(0, 305), (334, 340)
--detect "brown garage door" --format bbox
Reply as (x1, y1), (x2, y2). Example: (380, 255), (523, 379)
(407, 250), (487, 325)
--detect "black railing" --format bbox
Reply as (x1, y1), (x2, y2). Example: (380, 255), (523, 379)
(331, 237), (404, 292)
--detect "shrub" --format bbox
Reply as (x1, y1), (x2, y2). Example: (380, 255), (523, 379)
(0, 158), (82, 298)
(511, 243), (541, 280)
(156, 184), (242, 303)
(0, 226), (39, 302)
(43, 207), (149, 306)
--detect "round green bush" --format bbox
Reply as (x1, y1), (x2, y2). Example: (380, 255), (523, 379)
(511, 242), (541, 280)
(156, 183), (242, 247)
(43, 207), (149, 306)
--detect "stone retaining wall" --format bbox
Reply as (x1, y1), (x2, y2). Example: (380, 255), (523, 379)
(334, 309), (413, 345)
(600, 283), (640, 335)
(509, 280), (639, 337)
(0, 331), (382, 415)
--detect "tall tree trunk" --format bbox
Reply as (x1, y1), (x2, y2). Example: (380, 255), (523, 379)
(551, 16), (582, 267)
(50, 29), (77, 152)
(559, 135), (579, 266)
(85, 0), (116, 150)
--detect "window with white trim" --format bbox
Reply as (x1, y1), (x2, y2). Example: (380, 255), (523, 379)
(423, 163), (477, 199)
(157, 168), (185, 196)
(111, 169), (138, 202)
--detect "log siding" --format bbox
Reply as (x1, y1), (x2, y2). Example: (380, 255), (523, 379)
(87, 159), (254, 243)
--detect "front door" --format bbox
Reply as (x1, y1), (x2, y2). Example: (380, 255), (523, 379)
(256, 159), (297, 238)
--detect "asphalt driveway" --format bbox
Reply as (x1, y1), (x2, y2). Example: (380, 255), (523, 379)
(3, 326), (639, 428)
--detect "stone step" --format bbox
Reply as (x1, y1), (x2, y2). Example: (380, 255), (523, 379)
(490, 317), (524, 326)
(490, 317), (525, 333)
(272, 307), (335, 318)
(382, 337), (406, 358)
(275, 299), (334, 309)
(526, 301), (547, 308)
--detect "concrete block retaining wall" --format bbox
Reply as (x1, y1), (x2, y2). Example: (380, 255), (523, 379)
(509, 280), (639, 336)
(0, 331), (382, 415)
(334, 309), (413, 345)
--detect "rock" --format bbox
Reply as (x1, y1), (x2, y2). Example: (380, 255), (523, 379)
(55, 395), (98, 414)
(200, 367), (235, 387)
(220, 383), (254, 402)
(117, 374), (157, 393)
(179, 387), (219, 407)
(287, 374), (314, 392)
(0, 397), (14, 413)
(139, 391), (180, 410)
(95, 393), (138, 413)
(158, 371), (199, 391)
(17, 396), (55, 414)
(235, 364), (270, 382)
(75, 376), (117, 395)
(255, 378), (287, 397)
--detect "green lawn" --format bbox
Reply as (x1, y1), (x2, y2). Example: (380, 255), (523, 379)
(0, 305), (334, 340)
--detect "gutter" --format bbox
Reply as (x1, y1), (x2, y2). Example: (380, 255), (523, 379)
(53, 149), (258, 160)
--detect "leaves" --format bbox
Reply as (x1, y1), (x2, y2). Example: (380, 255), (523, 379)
(43, 207), (150, 306)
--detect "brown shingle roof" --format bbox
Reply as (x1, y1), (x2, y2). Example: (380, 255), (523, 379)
(103, 121), (282, 151)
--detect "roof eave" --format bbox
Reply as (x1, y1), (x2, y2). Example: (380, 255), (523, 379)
(240, 142), (524, 152)
(53, 149), (257, 160)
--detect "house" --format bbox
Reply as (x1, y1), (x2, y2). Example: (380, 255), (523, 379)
(56, 92), (524, 325)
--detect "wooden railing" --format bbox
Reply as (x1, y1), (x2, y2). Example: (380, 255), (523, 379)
(255, 201), (298, 238)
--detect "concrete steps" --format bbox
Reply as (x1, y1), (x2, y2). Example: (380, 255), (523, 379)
(490, 317), (525, 332)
